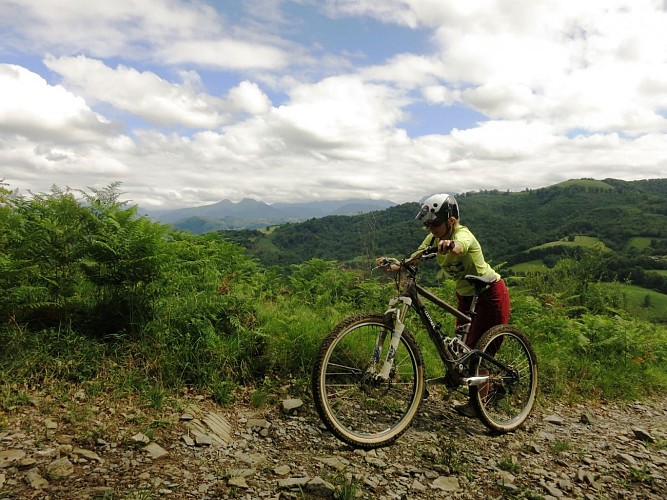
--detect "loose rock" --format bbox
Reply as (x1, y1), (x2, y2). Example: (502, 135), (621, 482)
(45, 457), (74, 479)
(0, 389), (665, 499)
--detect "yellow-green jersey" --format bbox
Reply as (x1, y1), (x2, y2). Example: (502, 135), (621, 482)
(416, 225), (500, 296)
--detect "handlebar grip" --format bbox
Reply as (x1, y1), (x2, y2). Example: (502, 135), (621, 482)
(423, 241), (454, 256)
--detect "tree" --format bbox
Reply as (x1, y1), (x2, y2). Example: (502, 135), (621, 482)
(642, 294), (652, 308)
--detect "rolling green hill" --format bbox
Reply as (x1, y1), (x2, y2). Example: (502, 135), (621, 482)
(219, 178), (667, 294)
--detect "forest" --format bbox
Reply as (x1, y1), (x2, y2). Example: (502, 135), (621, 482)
(220, 178), (667, 294)
(1, 180), (666, 411)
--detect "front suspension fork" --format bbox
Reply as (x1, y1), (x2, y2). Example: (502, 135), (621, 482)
(371, 296), (412, 381)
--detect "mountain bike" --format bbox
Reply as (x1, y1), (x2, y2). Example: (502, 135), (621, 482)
(311, 246), (538, 449)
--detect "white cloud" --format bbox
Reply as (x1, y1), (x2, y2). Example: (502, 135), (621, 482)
(161, 39), (290, 70)
(449, 120), (558, 161)
(44, 55), (230, 128)
(386, 0), (667, 137)
(0, 64), (117, 142)
(266, 76), (408, 159)
(361, 54), (446, 89)
(0, 0), (293, 71)
(422, 85), (456, 106)
(322, 0), (421, 28)
(43, 56), (276, 129)
(1, 0), (667, 210)
(225, 81), (272, 115)
(462, 84), (536, 120)
(0, 0), (222, 58)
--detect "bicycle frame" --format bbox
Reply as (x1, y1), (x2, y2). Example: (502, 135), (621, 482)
(375, 260), (517, 389)
(312, 252), (538, 447)
(313, 251), (538, 447)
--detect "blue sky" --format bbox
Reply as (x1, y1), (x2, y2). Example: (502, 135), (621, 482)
(1, 0), (666, 209)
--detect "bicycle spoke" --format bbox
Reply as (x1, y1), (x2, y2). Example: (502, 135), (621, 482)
(470, 325), (538, 432)
(312, 314), (424, 447)
(324, 364), (365, 376)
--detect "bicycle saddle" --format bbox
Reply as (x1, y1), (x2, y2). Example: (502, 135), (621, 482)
(464, 274), (497, 294)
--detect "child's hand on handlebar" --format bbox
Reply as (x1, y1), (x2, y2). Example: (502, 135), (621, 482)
(438, 240), (456, 253)
(375, 257), (401, 273)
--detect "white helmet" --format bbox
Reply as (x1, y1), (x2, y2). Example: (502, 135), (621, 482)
(415, 193), (459, 223)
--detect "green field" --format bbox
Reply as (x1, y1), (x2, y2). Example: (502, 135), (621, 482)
(259, 225), (279, 235)
(556, 179), (614, 191)
(506, 262), (667, 322)
(554, 179), (615, 190)
(627, 237), (653, 250)
(532, 235), (605, 250)
(509, 259), (547, 274)
(607, 283), (667, 323)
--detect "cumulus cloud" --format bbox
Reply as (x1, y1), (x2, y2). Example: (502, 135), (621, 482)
(161, 39), (290, 70)
(0, 0), (221, 58)
(0, 64), (117, 142)
(43, 56), (276, 129)
(225, 81), (272, 115)
(270, 76), (407, 152)
(43, 55), (229, 128)
(1, 0), (666, 210)
(0, 0), (293, 71)
(426, 0), (667, 134)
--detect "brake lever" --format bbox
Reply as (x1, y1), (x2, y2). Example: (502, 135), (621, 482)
(421, 242), (454, 259)
(372, 258), (401, 272)
(421, 246), (438, 259)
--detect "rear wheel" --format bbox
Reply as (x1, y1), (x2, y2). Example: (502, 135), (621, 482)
(311, 313), (424, 449)
(469, 324), (538, 432)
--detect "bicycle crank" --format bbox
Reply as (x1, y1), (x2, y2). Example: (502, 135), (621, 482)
(463, 376), (489, 386)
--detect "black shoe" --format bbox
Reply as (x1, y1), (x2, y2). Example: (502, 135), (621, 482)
(453, 401), (477, 418)
(487, 385), (507, 407)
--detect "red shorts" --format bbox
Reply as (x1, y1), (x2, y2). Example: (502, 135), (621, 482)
(456, 279), (510, 348)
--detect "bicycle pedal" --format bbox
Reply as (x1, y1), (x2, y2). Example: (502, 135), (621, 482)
(429, 373), (459, 388)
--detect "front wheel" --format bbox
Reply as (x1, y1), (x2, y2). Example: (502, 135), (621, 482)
(311, 313), (425, 449)
(469, 324), (538, 432)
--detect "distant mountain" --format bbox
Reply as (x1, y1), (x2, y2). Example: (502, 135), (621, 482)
(216, 178), (667, 283)
(145, 197), (396, 231)
(150, 198), (281, 224)
(271, 199), (395, 218)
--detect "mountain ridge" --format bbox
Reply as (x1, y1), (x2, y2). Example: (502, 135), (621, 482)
(215, 178), (667, 297)
(145, 197), (397, 230)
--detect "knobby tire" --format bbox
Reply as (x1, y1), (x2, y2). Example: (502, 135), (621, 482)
(311, 313), (425, 449)
(469, 324), (538, 432)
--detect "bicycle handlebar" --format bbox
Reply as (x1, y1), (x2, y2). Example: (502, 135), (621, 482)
(418, 242), (454, 260)
(422, 245), (437, 258)
(374, 241), (455, 271)
(426, 241), (455, 253)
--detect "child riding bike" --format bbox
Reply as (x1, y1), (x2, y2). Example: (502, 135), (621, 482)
(377, 193), (510, 418)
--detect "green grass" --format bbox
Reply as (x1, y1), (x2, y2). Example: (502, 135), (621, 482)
(554, 179), (615, 190)
(509, 259), (547, 274)
(259, 225), (279, 235)
(550, 439), (572, 455)
(627, 237), (653, 251)
(532, 235), (605, 250)
(498, 458), (521, 474)
(331, 474), (360, 500)
(254, 236), (280, 253)
(608, 283), (667, 323)
(511, 288), (667, 401)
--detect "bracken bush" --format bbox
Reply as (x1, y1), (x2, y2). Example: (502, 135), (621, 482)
(0, 182), (665, 404)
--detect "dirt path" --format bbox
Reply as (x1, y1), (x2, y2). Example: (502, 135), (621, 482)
(1, 387), (665, 499)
